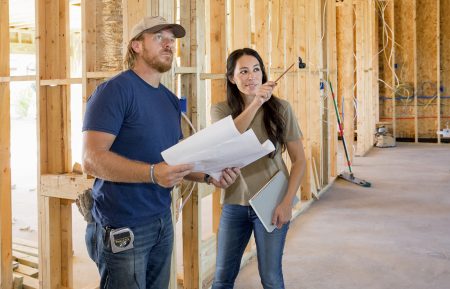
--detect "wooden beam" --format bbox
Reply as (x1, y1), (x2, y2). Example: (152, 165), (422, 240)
(326, 0), (338, 179)
(0, 76), (36, 83)
(306, 0), (323, 197)
(337, 0), (354, 162)
(437, 0), (441, 143)
(36, 0), (72, 288)
(231, 0), (251, 50)
(82, 0), (101, 106)
(441, 0), (450, 135)
(180, 0), (205, 287)
(0, 0), (13, 287)
(39, 78), (82, 86)
(353, 0), (377, 154)
(372, 0), (380, 137)
(413, 0), (418, 142)
(416, 0), (439, 141)
(254, 0), (271, 67)
(40, 174), (94, 200)
(389, 1), (396, 141)
(86, 71), (121, 79)
(209, 0), (226, 237)
(390, 0), (417, 140)
(294, 0), (312, 199)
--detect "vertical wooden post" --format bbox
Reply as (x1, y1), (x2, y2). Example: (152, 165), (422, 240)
(436, 0), (441, 143)
(413, 0), (418, 142)
(307, 0), (323, 192)
(326, 0), (338, 178)
(337, 0), (354, 163)
(284, 0), (295, 171)
(372, 0), (380, 138)
(389, 1), (396, 141)
(416, 0), (439, 141)
(441, 0), (450, 134)
(354, 0), (378, 154)
(230, 0), (251, 50)
(180, 0), (206, 288)
(0, 0), (13, 288)
(210, 0), (227, 236)
(81, 0), (100, 108)
(36, 0), (72, 288)
(295, 0), (312, 198)
(254, 0), (271, 68)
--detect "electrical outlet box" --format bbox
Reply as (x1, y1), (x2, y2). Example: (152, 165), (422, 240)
(437, 129), (450, 138)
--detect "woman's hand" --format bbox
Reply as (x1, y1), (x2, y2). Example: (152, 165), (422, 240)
(252, 81), (277, 106)
(271, 199), (293, 229)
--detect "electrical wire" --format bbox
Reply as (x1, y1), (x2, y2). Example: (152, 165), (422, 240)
(174, 111), (198, 218)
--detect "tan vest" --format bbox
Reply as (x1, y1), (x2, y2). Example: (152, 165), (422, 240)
(211, 98), (302, 205)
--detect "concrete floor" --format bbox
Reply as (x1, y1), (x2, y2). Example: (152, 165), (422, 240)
(235, 143), (450, 289)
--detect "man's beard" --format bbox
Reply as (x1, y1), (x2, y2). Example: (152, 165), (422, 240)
(142, 47), (173, 73)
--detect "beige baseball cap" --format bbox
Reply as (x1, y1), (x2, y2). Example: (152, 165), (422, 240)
(129, 16), (186, 41)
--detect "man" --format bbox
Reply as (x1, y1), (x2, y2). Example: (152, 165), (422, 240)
(82, 16), (239, 289)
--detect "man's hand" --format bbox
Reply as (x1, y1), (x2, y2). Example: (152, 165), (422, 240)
(154, 162), (194, 188)
(210, 167), (240, 189)
(271, 200), (293, 229)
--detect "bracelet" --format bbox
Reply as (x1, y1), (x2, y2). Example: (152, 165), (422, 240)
(150, 164), (157, 184)
(204, 173), (212, 185)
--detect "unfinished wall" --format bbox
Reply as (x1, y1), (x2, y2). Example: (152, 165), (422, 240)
(336, 1), (355, 161)
(378, 0), (449, 142)
(355, 0), (378, 155)
(393, 0), (415, 139)
(377, 0), (395, 138)
(441, 0), (450, 137)
(416, 0), (438, 140)
(336, 0), (379, 157)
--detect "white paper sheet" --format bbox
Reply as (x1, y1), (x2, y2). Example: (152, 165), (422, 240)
(161, 116), (275, 180)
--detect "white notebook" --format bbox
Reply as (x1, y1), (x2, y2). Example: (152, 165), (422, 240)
(249, 171), (299, 233)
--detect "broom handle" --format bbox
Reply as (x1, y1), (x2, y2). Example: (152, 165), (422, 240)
(328, 80), (353, 174)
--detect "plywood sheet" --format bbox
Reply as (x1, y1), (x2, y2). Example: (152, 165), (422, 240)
(417, 0), (438, 139)
(392, 0), (416, 139)
(440, 0), (450, 134)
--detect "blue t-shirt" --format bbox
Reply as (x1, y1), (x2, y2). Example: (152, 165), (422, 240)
(82, 70), (182, 227)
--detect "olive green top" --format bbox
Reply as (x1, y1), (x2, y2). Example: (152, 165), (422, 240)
(211, 98), (302, 205)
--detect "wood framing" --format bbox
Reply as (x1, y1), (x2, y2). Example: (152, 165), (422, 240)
(391, 0), (412, 139)
(294, 0), (312, 198)
(416, 0), (438, 140)
(441, 0), (450, 138)
(230, 0), (251, 50)
(254, 1), (271, 67)
(377, 0), (449, 143)
(36, 1), (73, 289)
(0, 0), (13, 288)
(1, 1), (382, 288)
(437, 0), (441, 143)
(326, 0), (338, 179)
(355, 0), (378, 156)
(337, 0), (355, 161)
(209, 0), (227, 236)
(179, 0), (206, 288)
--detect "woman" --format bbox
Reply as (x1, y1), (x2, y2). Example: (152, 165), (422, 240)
(211, 48), (306, 289)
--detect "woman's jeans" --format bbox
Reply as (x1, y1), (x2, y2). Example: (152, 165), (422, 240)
(85, 210), (173, 289)
(212, 204), (289, 289)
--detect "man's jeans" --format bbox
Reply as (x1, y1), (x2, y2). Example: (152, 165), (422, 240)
(212, 204), (289, 289)
(85, 210), (173, 289)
